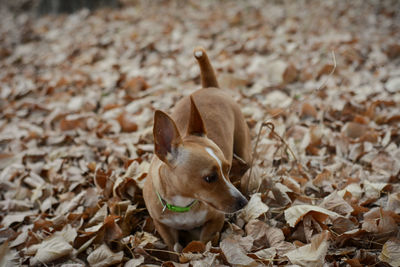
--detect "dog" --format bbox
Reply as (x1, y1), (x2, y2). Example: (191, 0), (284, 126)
(143, 47), (252, 252)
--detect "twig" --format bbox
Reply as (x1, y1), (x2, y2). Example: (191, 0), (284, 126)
(246, 122), (269, 194)
(247, 122), (298, 194)
(144, 248), (181, 256)
(265, 122), (297, 163)
(316, 50), (336, 91)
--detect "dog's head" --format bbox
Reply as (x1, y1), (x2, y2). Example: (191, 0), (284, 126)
(153, 96), (248, 213)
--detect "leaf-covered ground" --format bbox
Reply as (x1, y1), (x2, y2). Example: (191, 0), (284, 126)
(1, 1), (400, 266)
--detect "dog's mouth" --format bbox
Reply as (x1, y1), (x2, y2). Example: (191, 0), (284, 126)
(203, 199), (247, 214)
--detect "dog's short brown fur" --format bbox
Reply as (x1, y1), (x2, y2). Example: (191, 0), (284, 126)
(143, 47), (252, 251)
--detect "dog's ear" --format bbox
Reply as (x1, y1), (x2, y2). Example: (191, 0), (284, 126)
(154, 110), (182, 165)
(187, 96), (207, 136)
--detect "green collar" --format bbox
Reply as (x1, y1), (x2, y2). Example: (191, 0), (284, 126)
(156, 191), (198, 213)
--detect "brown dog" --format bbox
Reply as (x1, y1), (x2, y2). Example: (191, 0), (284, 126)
(143, 47), (252, 252)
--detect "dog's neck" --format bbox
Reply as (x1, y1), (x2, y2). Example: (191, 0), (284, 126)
(151, 157), (196, 207)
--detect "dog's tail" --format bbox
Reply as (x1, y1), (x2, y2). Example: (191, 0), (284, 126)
(193, 47), (219, 88)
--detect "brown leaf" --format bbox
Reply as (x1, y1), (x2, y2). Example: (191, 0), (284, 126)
(361, 207), (398, 235)
(371, 152), (400, 176)
(301, 102), (318, 119)
(237, 193), (269, 223)
(220, 238), (258, 267)
(320, 191), (353, 216)
(182, 241), (205, 254)
(103, 215), (123, 242)
(387, 192), (400, 214)
(285, 230), (330, 267)
(342, 122), (367, 139)
(123, 76), (149, 95)
(379, 238), (400, 267)
(0, 242), (18, 267)
(87, 244), (123, 267)
(285, 204), (342, 227)
(385, 43), (400, 58)
(59, 116), (87, 131)
(245, 220), (294, 255)
(28, 225), (76, 265)
(124, 256), (145, 267)
(283, 63), (298, 84)
(331, 217), (358, 235)
(116, 113), (138, 133)
(317, 64), (335, 79)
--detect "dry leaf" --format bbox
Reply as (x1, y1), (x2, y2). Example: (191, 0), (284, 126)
(363, 180), (388, 200)
(237, 193), (269, 223)
(320, 191), (353, 216)
(124, 256), (144, 267)
(361, 207), (398, 234)
(1, 210), (37, 228)
(379, 238), (400, 267)
(29, 225), (76, 265)
(253, 247), (276, 261)
(285, 230), (330, 267)
(87, 244), (124, 267)
(301, 102), (318, 119)
(0, 242), (19, 267)
(387, 193), (400, 213)
(285, 204), (342, 227)
(283, 63), (298, 84)
(245, 219), (283, 247)
(182, 241), (206, 254)
(220, 238), (258, 267)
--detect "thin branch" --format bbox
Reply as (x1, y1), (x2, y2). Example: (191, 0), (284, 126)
(316, 50), (336, 91)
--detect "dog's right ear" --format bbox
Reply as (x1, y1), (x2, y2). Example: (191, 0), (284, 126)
(153, 110), (182, 166)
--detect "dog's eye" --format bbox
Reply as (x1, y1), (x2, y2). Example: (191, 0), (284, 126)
(203, 172), (218, 183)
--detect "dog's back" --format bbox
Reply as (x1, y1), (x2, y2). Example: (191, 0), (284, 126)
(171, 88), (251, 168)
(171, 47), (252, 189)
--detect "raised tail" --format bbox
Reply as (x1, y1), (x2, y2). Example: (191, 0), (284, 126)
(193, 47), (219, 88)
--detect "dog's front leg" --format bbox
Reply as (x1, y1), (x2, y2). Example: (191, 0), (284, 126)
(199, 213), (224, 246)
(153, 219), (181, 252)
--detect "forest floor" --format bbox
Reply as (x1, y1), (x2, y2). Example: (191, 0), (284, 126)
(1, 0), (400, 266)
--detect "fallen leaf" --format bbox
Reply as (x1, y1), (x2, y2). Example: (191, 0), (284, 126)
(87, 244), (123, 267)
(237, 193), (269, 223)
(285, 204), (342, 227)
(124, 256), (144, 267)
(285, 230), (330, 267)
(182, 241), (206, 254)
(379, 238), (400, 267)
(301, 102), (318, 119)
(29, 225), (77, 265)
(253, 247), (276, 261)
(320, 191), (353, 216)
(220, 238), (257, 267)
(363, 180), (389, 200)
(361, 207), (398, 235)
(116, 113), (138, 132)
(0, 241), (19, 267)
(283, 63), (298, 84)
(1, 210), (37, 228)
(387, 192), (400, 213)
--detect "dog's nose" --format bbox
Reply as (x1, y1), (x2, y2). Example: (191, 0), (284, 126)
(235, 196), (248, 211)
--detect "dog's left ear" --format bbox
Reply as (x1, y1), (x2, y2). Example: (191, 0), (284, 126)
(187, 96), (207, 136)
(154, 110), (183, 166)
